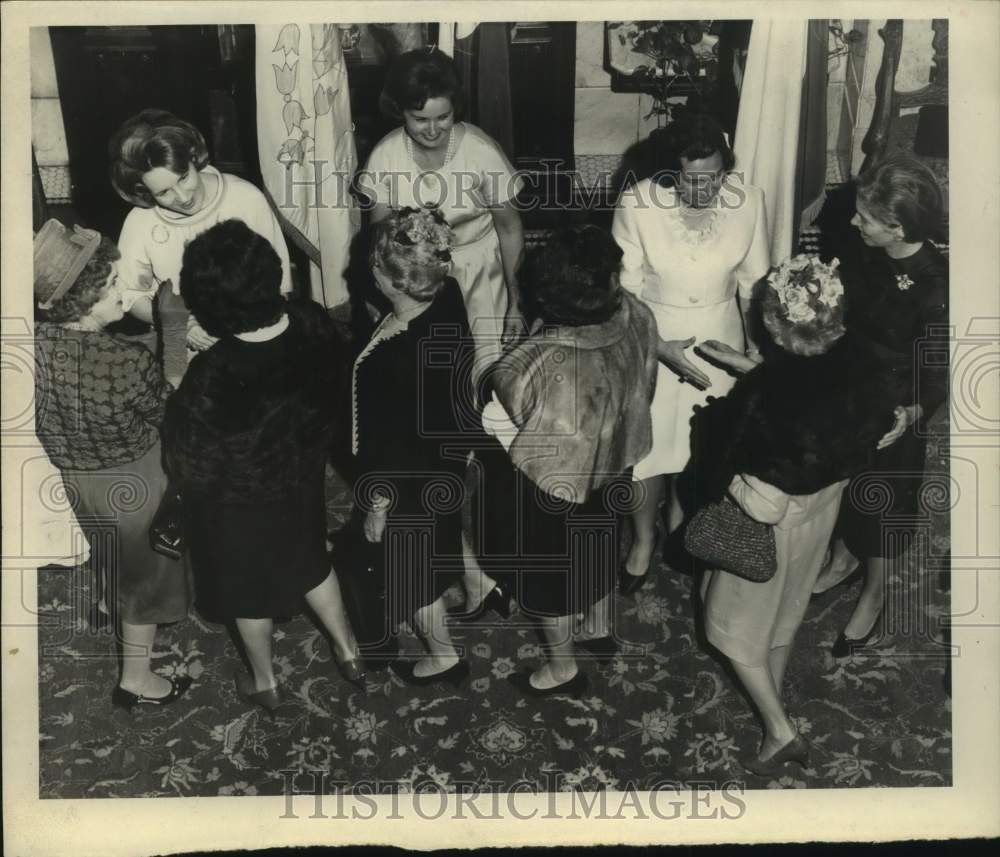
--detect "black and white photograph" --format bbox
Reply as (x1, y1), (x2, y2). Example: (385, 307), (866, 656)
(2, 1), (998, 852)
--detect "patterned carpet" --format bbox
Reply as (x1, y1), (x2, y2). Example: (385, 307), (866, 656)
(37, 408), (951, 799)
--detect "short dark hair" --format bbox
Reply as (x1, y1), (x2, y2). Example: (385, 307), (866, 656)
(855, 153), (944, 242)
(180, 220), (284, 337)
(379, 48), (466, 121)
(522, 226), (623, 327)
(41, 238), (120, 324)
(652, 113), (735, 186)
(109, 109), (211, 208)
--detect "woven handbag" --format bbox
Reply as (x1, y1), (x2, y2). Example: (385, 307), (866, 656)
(684, 494), (777, 582)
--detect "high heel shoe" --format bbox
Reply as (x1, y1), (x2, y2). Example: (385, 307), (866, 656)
(508, 669), (588, 698)
(812, 551), (861, 595)
(235, 675), (284, 717)
(742, 734), (810, 777)
(831, 614), (883, 658)
(446, 584), (512, 623)
(575, 635), (619, 665)
(112, 675), (193, 712)
(619, 525), (664, 596)
(390, 659), (470, 687)
(336, 658), (368, 692)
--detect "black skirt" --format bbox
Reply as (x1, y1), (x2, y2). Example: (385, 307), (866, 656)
(838, 425), (929, 560)
(474, 439), (623, 618)
(184, 466), (330, 622)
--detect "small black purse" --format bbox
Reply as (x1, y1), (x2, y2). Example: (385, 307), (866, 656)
(149, 484), (185, 561)
(684, 494), (777, 582)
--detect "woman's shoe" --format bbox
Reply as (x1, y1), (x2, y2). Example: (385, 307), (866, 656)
(390, 659), (470, 687)
(446, 584), (512, 623)
(812, 551), (861, 595)
(742, 734), (810, 777)
(112, 675), (193, 713)
(235, 675), (284, 717)
(831, 615), (883, 658)
(336, 658), (368, 692)
(575, 636), (619, 665)
(619, 525), (664, 596)
(508, 669), (588, 698)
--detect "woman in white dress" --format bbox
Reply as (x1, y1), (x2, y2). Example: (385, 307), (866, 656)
(109, 109), (292, 383)
(356, 48), (525, 381)
(612, 114), (770, 593)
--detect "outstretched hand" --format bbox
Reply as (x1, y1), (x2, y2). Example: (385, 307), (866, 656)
(364, 509), (387, 543)
(658, 336), (712, 390)
(878, 404), (922, 450)
(697, 339), (762, 375)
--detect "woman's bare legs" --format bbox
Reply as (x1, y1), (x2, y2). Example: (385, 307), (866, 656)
(460, 531), (501, 612)
(769, 644), (792, 693)
(812, 537), (860, 593)
(412, 596), (460, 678)
(625, 476), (664, 577)
(574, 592), (613, 641)
(532, 613), (579, 689)
(842, 556), (886, 640)
(234, 617), (277, 692)
(119, 621), (172, 697)
(665, 474), (685, 535)
(729, 659), (797, 759)
(304, 571), (360, 664)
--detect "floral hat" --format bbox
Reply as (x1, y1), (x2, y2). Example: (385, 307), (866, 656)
(762, 254), (846, 356)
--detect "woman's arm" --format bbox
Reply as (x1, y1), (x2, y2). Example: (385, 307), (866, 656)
(728, 473), (789, 525)
(697, 339), (764, 375)
(490, 201), (525, 341)
(735, 187), (772, 353)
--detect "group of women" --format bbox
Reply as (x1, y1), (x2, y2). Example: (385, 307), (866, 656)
(33, 46), (948, 775)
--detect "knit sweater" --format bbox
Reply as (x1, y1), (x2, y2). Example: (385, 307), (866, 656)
(34, 324), (167, 470)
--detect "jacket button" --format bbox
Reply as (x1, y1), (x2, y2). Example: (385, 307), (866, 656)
(689, 296), (699, 304)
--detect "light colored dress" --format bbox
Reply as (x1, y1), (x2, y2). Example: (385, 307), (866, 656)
(117, 166), (292, 310)
(358, 124), (523, 375)
(611, 177), (770, 477)
(703, 474), (848, 666)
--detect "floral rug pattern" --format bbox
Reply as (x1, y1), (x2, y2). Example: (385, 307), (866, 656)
(37, 410), (951, 798)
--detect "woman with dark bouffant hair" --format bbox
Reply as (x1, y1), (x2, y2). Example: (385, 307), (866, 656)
(109, 108), (291, 363)
(477, 225), (659, 697)
(162, 220), (363, 716)
(691, 257), (882, 776)
(34, 220), (192, 712)
(810, 154), (949, 657)
(612, 112), (771, 595)
(357, 48), (525, 380)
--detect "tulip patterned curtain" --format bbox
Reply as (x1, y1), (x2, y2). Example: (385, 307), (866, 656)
(256, 23), (360, 308)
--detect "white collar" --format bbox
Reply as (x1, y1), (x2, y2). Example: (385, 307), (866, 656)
(235, 313), (289, 342)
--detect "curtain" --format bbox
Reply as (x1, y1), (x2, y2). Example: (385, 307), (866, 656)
(256, 24), (359, 308)
(441, 22), (515, 162)
(734, 20), (827, 264)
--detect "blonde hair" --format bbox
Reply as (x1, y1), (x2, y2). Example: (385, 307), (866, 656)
(370, 208), (454, 301)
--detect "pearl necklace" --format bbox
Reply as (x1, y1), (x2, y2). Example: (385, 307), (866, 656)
(406, 126), (458, 170)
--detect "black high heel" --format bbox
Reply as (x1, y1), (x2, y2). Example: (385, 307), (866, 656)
(446, 584), (512, 623)
(508, 669), (588, 698)
(390, 659), (470, 687)
(619, 525), (664, 596)
(235, 675), (284, 717)
(742, 734), (810, 777)
(831, 614), (884, 658)
(575, 635), (619, 665)
(336, 658), (368, 692)
(112, 675), (193, 712)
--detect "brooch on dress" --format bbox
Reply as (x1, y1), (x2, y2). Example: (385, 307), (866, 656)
(895, 273), (914, 291)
